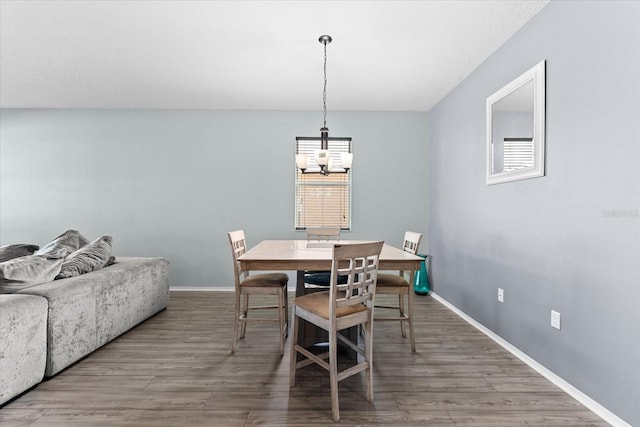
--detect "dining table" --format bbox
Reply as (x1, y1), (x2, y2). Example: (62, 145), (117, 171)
(237, 239), (424, 353)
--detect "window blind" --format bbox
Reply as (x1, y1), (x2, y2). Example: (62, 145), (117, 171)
(504, 137), (534, 171)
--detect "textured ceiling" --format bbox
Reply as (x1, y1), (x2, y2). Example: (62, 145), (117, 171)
(0, 0), (549, 111)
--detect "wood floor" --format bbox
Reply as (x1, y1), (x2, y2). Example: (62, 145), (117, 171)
(1, 291), (608, 426)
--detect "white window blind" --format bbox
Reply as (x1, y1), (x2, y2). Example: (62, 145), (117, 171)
(295, 137), (351, 230)
(504, 137), (534, 172)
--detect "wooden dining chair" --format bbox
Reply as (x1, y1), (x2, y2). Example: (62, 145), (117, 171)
(374, 231), (423, 352)
(227, 230), (289, 355)
(304, 227), (342, 290)
(290, 241), (384, 422)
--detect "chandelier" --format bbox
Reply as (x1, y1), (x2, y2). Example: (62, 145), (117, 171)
(296, 35), (352, 176)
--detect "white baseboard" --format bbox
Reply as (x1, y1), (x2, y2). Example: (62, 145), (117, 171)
(429, 292), (629, 427)
(169, 286), (296, 292)
(170, 286), (233, 291)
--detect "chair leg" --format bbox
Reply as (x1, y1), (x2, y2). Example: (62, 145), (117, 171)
(240, 294), (249, 338)
(329, 322), (340, 422)
(284, 288), (289, 337)
(364, 318), (374, 402)
(231, 292), (240, 353)
(278, 288), (285, 356)
(408, 288), (416, 352)
(289, 306), (299, 387)
(398, 294), (407, 338)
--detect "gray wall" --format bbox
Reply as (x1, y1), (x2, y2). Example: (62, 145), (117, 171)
(427, 1), (639, 425)
(0, 109), (428, 287)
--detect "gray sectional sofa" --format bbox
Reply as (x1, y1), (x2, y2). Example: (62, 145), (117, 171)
(0, 256), (169, 405)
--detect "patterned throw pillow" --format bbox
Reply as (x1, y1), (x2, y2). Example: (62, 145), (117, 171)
(56, 236), (113, 279)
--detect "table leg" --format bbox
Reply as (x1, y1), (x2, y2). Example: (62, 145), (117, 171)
(296, 270), (306, 297)
(408, 270), (416, 352)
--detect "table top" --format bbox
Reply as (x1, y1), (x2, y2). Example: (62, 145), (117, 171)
(238, 240), (423, 271)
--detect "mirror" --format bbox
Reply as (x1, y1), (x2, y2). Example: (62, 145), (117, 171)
(486, 60), (545, 185)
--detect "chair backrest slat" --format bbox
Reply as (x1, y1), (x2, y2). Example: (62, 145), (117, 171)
(402, 231), (423, 255)
(227, 230), (248, 286)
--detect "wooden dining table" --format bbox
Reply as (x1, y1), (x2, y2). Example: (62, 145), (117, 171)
(237, 239), (423, 294)
(238, 239), (423, 352)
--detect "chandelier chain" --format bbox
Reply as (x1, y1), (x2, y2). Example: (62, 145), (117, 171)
(323, 40), (327, 129)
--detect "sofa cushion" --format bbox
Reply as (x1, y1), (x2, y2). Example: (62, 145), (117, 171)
(0, 251), (67, 293)
(0, 244), (40, 262)
(0, 294), (48, 405)
(36, 230), (86, 256)
(56, 235), (113, 279)
(18, 273), (99, 376)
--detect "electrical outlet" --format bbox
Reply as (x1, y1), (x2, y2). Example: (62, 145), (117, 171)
(497, 288), (504, 303)
(551, 310), (561, 330)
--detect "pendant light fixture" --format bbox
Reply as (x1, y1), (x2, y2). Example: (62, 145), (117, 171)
(296, 35), (352, 176)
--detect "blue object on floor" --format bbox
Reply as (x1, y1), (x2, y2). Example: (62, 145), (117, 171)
(413, 254), (430, 295)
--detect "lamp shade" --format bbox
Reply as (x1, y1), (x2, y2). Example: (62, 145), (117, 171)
(340, 152), (353, 170)
(296, 154), (309, 170)
(315, 149), (329, 166)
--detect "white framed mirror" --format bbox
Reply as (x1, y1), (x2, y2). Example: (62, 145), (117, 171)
(486, 60), (545, 185)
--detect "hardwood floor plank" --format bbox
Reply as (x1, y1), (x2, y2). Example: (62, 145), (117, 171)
(203, 390), (400, 412)
(35, 375), (155, 392)
(0, 291), (609, 426)
(245, 409), (456, 426)
(0, 409), (47, 426)
(395, 391), (586, 411)
(447, 410), (611, 426)
(484, 375), (567, 393)
(6, 390), (211, 410)
(372, 376), (496, 393)
(29, 409), (248, 426)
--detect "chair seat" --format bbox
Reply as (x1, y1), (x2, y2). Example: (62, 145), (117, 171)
(241, 272), (289, 287)
(294, 291), (367, 319)
(304, 272), (348, 286)
(376, 273), (409, 288)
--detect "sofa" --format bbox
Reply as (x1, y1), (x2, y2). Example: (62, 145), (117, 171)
(0, 233), (170, 405)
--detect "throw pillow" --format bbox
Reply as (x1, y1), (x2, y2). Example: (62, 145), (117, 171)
(56, 235), (113, 279)
(0, 250), (67, 293)
(0, 244), (40, 263)
(36, 230), (82, 256)
(78, 231), (90, 248)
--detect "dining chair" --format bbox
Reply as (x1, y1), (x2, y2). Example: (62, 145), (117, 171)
(227, 230), (289, 355)
(374, 231), (423, 352)
(290, 241), (384, 422)
(304, 227), (343, 290)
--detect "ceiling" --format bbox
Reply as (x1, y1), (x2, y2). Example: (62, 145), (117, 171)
(0, 0), (549, 112)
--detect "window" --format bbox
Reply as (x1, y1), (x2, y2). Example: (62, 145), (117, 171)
(295, 137), (352, 230)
